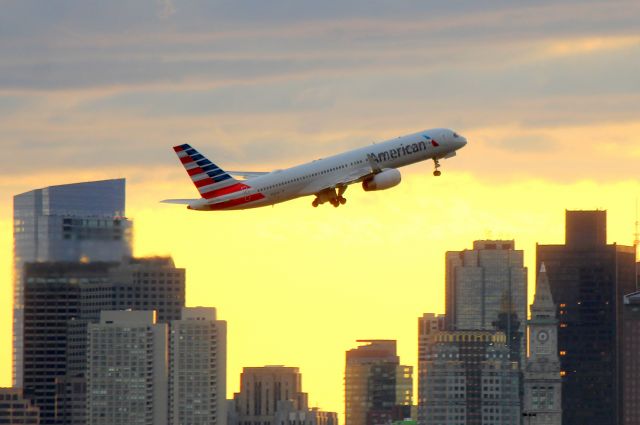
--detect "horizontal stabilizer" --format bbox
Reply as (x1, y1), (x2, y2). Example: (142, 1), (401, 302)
(161, 199), (200, 204)
(227, 170), (269, 179)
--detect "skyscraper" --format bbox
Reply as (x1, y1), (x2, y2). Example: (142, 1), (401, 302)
(622, 291), (640, 425)
(445, 240), (527, 365)
(523, 264), (562, 425)
(417, 313), (445, 425)
(422, 330), (520, 425)
(345, 340), (413, 425)
(170, 307), (227, 425)
(537, 210), (637, 425)
(23, 261), (114, 425)
(86, 310), (168, 425)
(13, 178), (132, 386)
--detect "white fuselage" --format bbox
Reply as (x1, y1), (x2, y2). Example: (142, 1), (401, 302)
(190, 128), (466, 210)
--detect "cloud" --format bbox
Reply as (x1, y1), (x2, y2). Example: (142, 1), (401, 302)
(1, 1), (639, 91)
(157, 0), (175, 20)
(492, 133), (557, 153)
(0, 0), (639, 185)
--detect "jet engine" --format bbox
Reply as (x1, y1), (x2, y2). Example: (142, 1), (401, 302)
(362, 168), (401, 191)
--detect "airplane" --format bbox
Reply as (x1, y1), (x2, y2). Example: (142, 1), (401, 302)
(162, 128), (467, 210)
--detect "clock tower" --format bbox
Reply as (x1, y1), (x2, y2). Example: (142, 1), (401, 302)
(523, 263), (562, 424)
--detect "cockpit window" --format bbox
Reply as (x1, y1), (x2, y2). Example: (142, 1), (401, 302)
(453, 132), (460, 138)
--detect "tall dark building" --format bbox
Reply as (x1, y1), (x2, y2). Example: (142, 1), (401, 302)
(345, 340), (412, 425)
(537, 210), (637, 425)
(22, 257), (185, 425)
(23, 262), (114, 425)
(622, 291), (640, 425)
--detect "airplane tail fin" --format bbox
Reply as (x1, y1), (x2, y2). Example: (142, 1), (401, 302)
(173, 144), (249, 199)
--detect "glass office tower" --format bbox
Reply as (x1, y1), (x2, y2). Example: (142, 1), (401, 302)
(13, 178), (132, 386)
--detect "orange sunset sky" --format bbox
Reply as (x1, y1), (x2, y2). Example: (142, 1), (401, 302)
(1, 0), (640, 418)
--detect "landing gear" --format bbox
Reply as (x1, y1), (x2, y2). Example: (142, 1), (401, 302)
(312, 186), (348, 208)
(336, 186), (347, 206)
(433, 158), (442, 176)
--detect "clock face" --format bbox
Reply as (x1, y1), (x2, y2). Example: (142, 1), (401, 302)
(537, 330), (549, 343)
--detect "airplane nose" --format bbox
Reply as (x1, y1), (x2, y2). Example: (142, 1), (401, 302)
(457, 137), (467, 148)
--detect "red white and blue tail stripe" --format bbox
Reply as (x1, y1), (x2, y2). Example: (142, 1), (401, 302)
(173, 144), (250, 199)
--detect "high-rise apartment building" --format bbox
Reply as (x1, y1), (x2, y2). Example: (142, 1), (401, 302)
(13, 178), (132, 386)
(417, 313), (445, 425)
(86, 310), (168, 425)
(169, 307), (227, 425)
(445, 240), (527, 365)
(537, 210), (637, 425)
(622, 291), (640, 425)
(0, 388), (40, 424)
(345, 340), (413, 425)
(523, 264), (562, 425)
(423, 331), (520, 425)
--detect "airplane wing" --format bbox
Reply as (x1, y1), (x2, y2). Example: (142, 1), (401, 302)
(331, 154), (383, 188)
(227, 171), (269, 179)
(302, 153), (385, 195)
(334, 167), (376, 187)
(300, 167), (375, 196)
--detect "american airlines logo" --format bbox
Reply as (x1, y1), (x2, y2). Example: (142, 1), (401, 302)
(373, 135), (438, 162)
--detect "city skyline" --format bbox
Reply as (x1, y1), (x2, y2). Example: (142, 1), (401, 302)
(1, 0), (640, 420)
(3, 183), (638, 418)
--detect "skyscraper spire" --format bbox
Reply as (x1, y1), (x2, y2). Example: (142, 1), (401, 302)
(531, 262), (555, 316)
